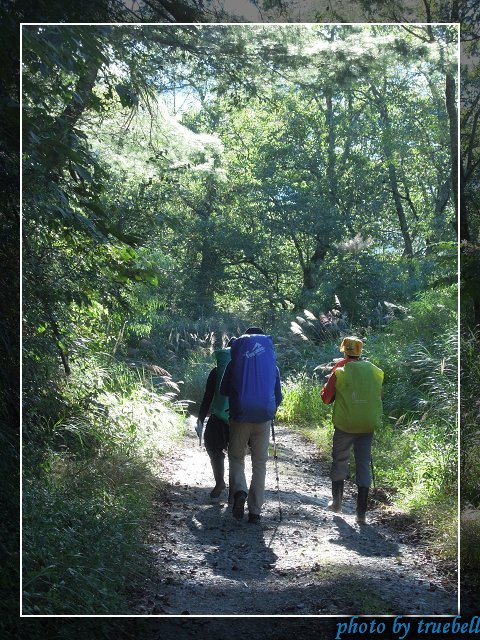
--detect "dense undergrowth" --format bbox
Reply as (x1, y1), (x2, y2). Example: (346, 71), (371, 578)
(143, 285), (458, 564)
(275, 286), (458, 562)
(22, 355), (186, 614)
(460, 328), (480, 595)
(19, 19), (463, 621)
(22, 286), (458, 614)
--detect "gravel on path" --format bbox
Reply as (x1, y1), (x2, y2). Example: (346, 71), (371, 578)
(132, 422), (457, 617)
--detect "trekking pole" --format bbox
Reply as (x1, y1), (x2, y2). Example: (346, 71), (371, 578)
(370, 457), (376, 489)
(271, 419), (283, 522)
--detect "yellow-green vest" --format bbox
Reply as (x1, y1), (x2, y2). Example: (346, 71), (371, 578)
(332, 360), (384, 433)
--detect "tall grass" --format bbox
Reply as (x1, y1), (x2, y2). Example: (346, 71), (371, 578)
(22, 452), (156, 614)
(460, 329), (480, 583)
(179, 351), (215, 409)
(22, 355), (186, 614)
(276, 372), (326, 426)
(277, 286), (457, 560)
(461, 329), (480, 507)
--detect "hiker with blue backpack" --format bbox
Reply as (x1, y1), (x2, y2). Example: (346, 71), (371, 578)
(220, 328), (283, 524)
(196, 337), (236, 499)
(321, 336), (384, 524)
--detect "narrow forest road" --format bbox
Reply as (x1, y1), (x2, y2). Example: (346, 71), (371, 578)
(132, 422), (457, 617)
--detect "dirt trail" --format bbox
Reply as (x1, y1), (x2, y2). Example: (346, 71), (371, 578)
(133, 422), (457, 616)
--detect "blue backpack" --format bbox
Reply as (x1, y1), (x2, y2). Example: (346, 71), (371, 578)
(228, 333), (278, 422)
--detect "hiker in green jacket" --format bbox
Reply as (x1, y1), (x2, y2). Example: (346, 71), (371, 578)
(321, 336), (384, 524)
(196, 338), (235, 499)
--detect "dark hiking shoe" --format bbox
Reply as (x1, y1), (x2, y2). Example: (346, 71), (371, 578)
(327, 479), (344, 513)
(210, 481), (226, 498)
(232, 490), (247, 519)
(355, 486), (369, 524)
(327, 499), (342, 513)
(248, 513), (261, 524)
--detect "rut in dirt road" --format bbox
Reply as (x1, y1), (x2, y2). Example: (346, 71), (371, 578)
(134, 423), (457, 616)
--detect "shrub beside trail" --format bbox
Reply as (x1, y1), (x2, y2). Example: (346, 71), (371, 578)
(276, 287), (457, 564)
(22, 356), (186, 615)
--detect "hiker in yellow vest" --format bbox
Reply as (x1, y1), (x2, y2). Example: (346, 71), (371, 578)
(321, 336), (384, 524)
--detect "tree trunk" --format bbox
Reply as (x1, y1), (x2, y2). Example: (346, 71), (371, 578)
(325, 89), (337, 203)
(46, 309), (71, 376)
(195, 248), (217, 317)
(374, 87), (414, 258)
(387, 162), (414, 257)
(445, 72), (459, 237)
(459, 161), (470, 241)
(58, 60), (102, 132)
(45, 57), (103, 174)
(300, 241), (329, 303)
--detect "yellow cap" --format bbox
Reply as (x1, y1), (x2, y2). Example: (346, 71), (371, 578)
(340, 336), (363, 357)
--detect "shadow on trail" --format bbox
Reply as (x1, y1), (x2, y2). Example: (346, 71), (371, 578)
(137, 432), (457, 616)
(275, 442), (328, 474)
(186, 502), (279, 583)
(263, 487), (353, 515)
(330, 514), (399, 557)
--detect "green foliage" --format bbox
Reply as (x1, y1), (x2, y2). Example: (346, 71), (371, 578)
(180, 354), (215, 410)
(22, 353), (186, 614)
(373, 419), (457, 510)
(461, 241), (480, 325)
(461, 509), (480, 573)
(22, 451), (156, 614)
(21, 23), (460, 612)
(280, 285), (457, 559)
(276, 326), (341, 374)
(276, 372), (328, 426)
(144, 315), (244, 410)
(22, 25), (458, 373)
(364, 285), (457, 417)
(367, 287), (457, 519)
(461, 328), (480, 508)
(276, 372), (335, 455)
(0, 430), (19, 634)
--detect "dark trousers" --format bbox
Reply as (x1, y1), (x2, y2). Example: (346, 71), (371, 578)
(330, 426), (373, 487)
(204, 414), (229, 484)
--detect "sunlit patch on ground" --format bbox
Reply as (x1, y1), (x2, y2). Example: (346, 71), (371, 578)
(134, 422), (457, 615)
